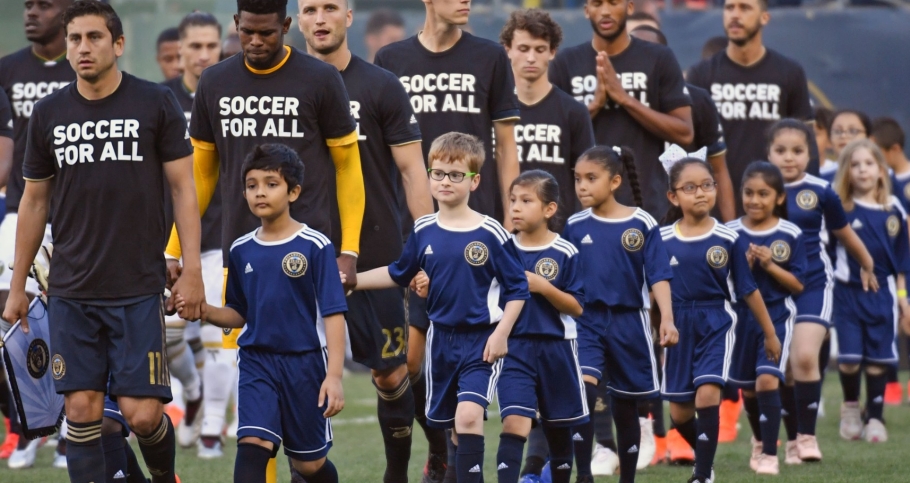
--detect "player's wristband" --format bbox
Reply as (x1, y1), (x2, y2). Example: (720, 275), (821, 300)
(341, 250), (359, 258)
(898, 289), (907, 298)
(164, 252), (179, 261)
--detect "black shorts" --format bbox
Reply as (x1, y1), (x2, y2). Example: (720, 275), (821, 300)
(407, 289), (430, 332)
(347, 288), (408, 371)
(47, 294), (172, 402)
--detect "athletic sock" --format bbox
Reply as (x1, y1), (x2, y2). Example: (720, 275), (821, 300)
(375, 377), (414, 483)
(756, 390), (782, 456)
(722, 384), (740, 402)
(610, 396), (640, 483)
(593, 382), (617, 451)
(694, 406), (719, 481)
(794, 380), (822, 435)
(234, 443), (271, 483)
(201, 326), (237, 438)
(456, 433), (485, 483)
(135, 414), (176, 483)
(66, 419), (106, 483)
(866, 371), (887, 422)
(649, 396), (667, 437)
(742, 395), (761, 441)
(169, 344), (201, 402)
(443, 438), (458, 483)
(887, 364), (899, 383)
(840, 370), (861, 402)
(411, 370), (448, 456)
(521, 423), (547, 476)
(496, 433), (525, 483)
(305, 459), (339, 483)
(543, 425), (573, 483)
(124, 442), (149, 483)
(779, 385), (798, 441)
(101, 432), (128, 481)
(673, 416), (697, 450)
(819, 338), (831, 385)
(573, 381), (598, 476)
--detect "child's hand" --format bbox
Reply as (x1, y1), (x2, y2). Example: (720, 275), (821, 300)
(525, 271), (548, 294)
(749, 244), (773, 269)
(745, 249), (756, 269)
(339, 271), (348, 287)
(410, 271), (430, 298)
(860, 266), (880, 293)
(483, 330), (509, 363)
(659, 318), (679, 347)
(319, 375), (345, 418)
(764, 334), (782, 364)
(174, 294), (188, 318)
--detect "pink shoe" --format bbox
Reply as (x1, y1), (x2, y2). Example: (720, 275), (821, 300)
(784, 440), (802, 465)
(755, 454), (780, 475)
(749, 437), (762, 471)
(796, 434), (822, 462)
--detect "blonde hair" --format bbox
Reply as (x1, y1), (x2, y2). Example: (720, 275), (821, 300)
(428, 132), (485, 173)
(834, 138), (891, 211)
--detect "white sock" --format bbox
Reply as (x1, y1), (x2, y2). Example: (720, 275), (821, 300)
(168, 343), (201, 402)
(201, 324), (237, 437)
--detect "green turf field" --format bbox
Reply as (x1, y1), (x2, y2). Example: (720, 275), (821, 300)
(1, 372), (909, 482)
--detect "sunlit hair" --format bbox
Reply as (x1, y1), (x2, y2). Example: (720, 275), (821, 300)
(833, 138), (891, 211)
(428, 132), (485, 173)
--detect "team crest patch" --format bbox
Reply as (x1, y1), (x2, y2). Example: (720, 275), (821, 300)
(887, 215), (900, 237)
(464, 242), (489, 266)
(770, 240), (791, 263)
(282, 252), (308, 278)
(51, 354), (65, 380)
(26, 339), (49, 379)
(621, 228), (644, 252)
(706, 246), (729, 268)
(796, 190), (818, 210)
(535, 258), (559, 280)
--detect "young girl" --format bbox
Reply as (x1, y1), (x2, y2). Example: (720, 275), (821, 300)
(726, 162), (808, 475)
(563, 146), (677, 483)
(821, 109), (872, 182)
(831, 139), (910, 443)
(660, 158), (781, 483)
(766, 119), (876, 461)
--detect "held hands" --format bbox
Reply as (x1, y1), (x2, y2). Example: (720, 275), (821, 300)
(483, 328), (509, 364)
(659, 318), (680, 348)
(169, 265), (205, 320)
(165, 258), (181, 290)
(410, 271), (429, 298)
(764, 333), (782, 364)
(337, 254), (358, 292)
(173, 294), (207, 322)
(748, 244), (774, 269)
(319, 375), (345, 418)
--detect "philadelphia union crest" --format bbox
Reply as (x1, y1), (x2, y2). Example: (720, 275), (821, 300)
(706, 246), (729, 268)
(282, 252), (308, 278)
(534, 258), (559, 281)
(464, 242), (489, 266)
(796, 190), (818, 210)
(770, 240), (791, 263)
(621, 228), (644, 252)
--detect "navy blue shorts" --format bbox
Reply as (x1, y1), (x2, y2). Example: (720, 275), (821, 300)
(496, 337), (588, 427)
(794, 282), (833, 327)
(237, 348), (333, 461)
(833, 281), (899, 366)
(347, 288), (408, 371)
(425, 324), (501, 428)
(576, 306), (659, 399)
(729, 299), (795, 388)
(103, 394), (130, 437)
(662, 301), (736, 402)
(47, 295), (172, 402)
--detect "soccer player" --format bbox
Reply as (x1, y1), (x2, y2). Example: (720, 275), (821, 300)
(501, 9), (594, 231)
(355, 132), (529, 483)
(687, 0), (816, 213)
(0, 0), (74, 469)
(549, 0), (694, 220)
(374, 1), (521, 476)
(3, 3), (207, 483)
(221, 33), (241, 60)
(156, 27), (182, 80)
(178, 143), (348, 483)
(296, 0), (434, 480)
(364, 9), (406, 63)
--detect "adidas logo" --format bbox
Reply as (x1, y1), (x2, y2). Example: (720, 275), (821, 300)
(628, 444), (638, 453)
(852, 219), (863, 229)
(759, 414), (768, 422)
(113, 470), (126, 479)
(670, 256), (679, 266)
(425, 245), (434, 255)
(410, 114), (417, 124)
(469, 464), (481, 473)
(245, 263), (253, 273)
(807, 402), (819, 410)
(572, 433), (583, 441)
(874, 396), (883, 404)
(557, 463), (571, 470)
(698, 433), (709, 442)
(581, 234), (593, 244)
(498, 462), (509, 470)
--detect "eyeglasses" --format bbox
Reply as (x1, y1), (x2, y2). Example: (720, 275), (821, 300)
(831, 128), (865, 138)
(428, 168), (476, 183)
(673, 181), (717, 194)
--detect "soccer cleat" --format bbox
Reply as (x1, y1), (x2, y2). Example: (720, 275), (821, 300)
(839, 402), (863, 440)
(755, 454), (780, 475)
(749, 437), (762, 471)
(718, 398), (741, 443)
(637, 417), (656, 470)
(796, 434), (822, 462)
(784, 440), (802, 465)
(884, 382), (902, 405)
(53, 452), (67, 469)
(177, 395), (204, 448)
(197, 436), (224, 459)
(590, 443), (619, 476)
(667, 429), (695, 465)
(7, 438), (39, 469)
(420, 451), (446, 483)
(863, 418), (888, 443)
(652, 435), (667, 465)
(687, 466), (715, 483)
(0, 418), (18, 459)
(540, 461), (552, 483)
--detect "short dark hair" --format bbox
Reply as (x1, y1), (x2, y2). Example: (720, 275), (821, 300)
(500, 9), (563, 51)
(64, 0), (123, 40)
(872, 117), (906, 150)
(629, 11), (660, 26)
(631, 25), (667, 46)
(814, 106), (833, 135)
(241, 144), (305, 193)
(365, 9), (405, 36)
(236, 0), (287, 19)
(178, 11), (222, 38)
(829, 109), (872, 138)
(156, 27), (179, 48)
(701, 36), (727, 60)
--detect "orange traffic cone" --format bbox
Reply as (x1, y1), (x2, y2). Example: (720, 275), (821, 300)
(667, 428), (694, 464)
(719, 398), (742, 443)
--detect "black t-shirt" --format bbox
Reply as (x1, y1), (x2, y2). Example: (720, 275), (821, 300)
(23, 73), (192, 299)
(0, 90), (12, 139)
(375, 32), (520, 221)
(190, 47), (356, 264)
(162, 76), (222, 253)
(340, 55), (421, 270)
(550, 38), (691, 218)
(687, 83), (726, 157)
(0, 47), (74, 212)
(516, 87), (594, 232)
(688, 49), (814, 204)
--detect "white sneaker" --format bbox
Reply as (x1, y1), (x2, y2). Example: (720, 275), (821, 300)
(197, 437), (224, 459)
(8, 438), (39, 469)
(53, 453), (68, 469)
(749, 437), (762, 471)
(591, 443), (619, 476)
(863, 418), (888, 443)
(636, 417), (656, 470)
(755, 454), (779, 475)
(839, 402), (863, 440)
(177, 401), (204, 448)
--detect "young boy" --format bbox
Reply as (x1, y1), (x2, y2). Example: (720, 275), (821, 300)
(355, 132), (529, 483)
(178, 144), (347, 483)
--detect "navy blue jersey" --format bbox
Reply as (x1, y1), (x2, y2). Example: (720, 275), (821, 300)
(661, 220), (757, 303)
(819, 160), (837, 184)
(509, 235), (584, 339)
(834, 198), (910, 285)
(891, 171), (910, 213)
(226, 226), (348, 353)
(726, 218), (808, 304)
(563, 208), (672, 309)
(784, 174), (848, 289)
(388, 214), (529, 328)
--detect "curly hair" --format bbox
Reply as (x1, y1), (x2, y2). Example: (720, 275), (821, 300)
(499, 9), (563, 51)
